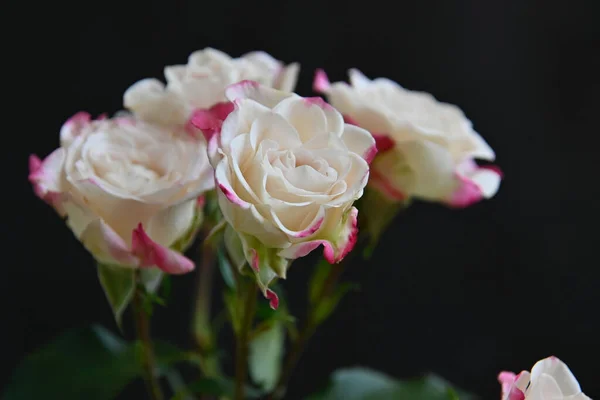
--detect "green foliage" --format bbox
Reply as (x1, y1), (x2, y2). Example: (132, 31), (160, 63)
(249, 320), (285, 392)
(97, 263), (135, 329)
(308, 367), (476, 400)
(313, 282), (359, 326)
(3, 325), (196, 400)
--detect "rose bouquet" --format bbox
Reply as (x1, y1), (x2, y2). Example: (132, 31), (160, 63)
(9, 48), (591, 400)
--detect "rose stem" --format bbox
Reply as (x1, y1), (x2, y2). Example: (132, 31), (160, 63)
(133, 272), (165, 400)
(193, 232), (220, 377)
(234, 280), (258, 400)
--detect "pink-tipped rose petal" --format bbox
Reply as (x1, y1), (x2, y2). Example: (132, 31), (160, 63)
(313, 69), (331, 93)
(132, 223), (195, 274)
(278, 207), (359, 264)
(498, 371), (517, 398)
(368, 168), (406, 201)
(80, 219), (139, 266)
(190, 101), (234, 141)
(28, 150), (66, 214)
(59, 112), (91, 147)
(372, 133), (395, 153)
(266, 289), (279, 310)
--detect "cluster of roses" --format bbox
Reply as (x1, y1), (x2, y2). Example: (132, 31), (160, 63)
(28, 47), (590, 399)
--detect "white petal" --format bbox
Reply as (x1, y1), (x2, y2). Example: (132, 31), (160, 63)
(275, 62), (300, 92)
(123, 78), (188, 126)
(220, 99), (271, 150)
(341, 124), (376, 161)
(145, 198), (196, 247)
(225, 80), (295, 108)
(530, 357), (582, 396)
(249, 111), (302, 150)
(272, 97), (328, 142)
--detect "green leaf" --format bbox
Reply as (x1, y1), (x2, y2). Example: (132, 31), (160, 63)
(313, 283), (359, 326)
(3, 326), (140, 400)
(249, 320), (285, 392)
(308, 368), (476, 400)
(3, 325), (194, 400)
(97, 263), (135, 329)
(217, 246), (237, 290)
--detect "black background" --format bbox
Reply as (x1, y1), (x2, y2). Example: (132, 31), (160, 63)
(4, 0), (599, 399)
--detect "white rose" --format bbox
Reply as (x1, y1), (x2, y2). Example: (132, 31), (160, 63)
(123, 48), (300, 134)
(498, 357), (591, 400)
(314, 69), (502, 207)
(198, 80), (375, 308)
(28, 112), (214, 274)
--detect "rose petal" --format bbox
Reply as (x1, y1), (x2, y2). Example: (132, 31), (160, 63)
(28, 150), (66, 215)
(190, 101), (234, 141)
(225, 80), (295, 108)
(219, 98), (271, 152)
(266, 289), (279, 310)
(313, 68), (331, 93)
(145, 199), (197, 248)
(131, 223), (195, 274)
(272, 96), (328, 142)
(278, 207), (358, 263)
(341, 124), (377, 163)
(498, 371), (517, 399)
(274, 62), (300, 92)
(249, 111), (302, 150)
(530, 357), (582, 396)
(80, 219), (139, 266)
(368, 167), (407, 201)
(60, 112), (91, 147)
(123, 78), (188, 127)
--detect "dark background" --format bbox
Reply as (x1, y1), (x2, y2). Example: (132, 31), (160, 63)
(4, 0), (599, 399)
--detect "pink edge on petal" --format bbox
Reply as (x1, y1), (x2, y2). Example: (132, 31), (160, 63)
(218, 183), (251, 208)
(190, 110), (224, 141)
(131, 223), (195, 275)
(266, 289), (279, 310)
(313, 69), (331, 93)
(304, 97), (333, 110)
(507, 387), (525, 400)
(364, 144), (378, 164)
(480, 164), (504, 179)
(342, 114), (360, 126)
(447, 175), (483, 208)
(372, 133), (395, 153)
(96, 113), (109, 120)
(294, 217), (324, 238)
(368, 168), (406, 201)
(225, 80), (260, 102)
(28, 154), (65, 212)
(498, 372), (517, 397)
(250, 248), (260, 272)
(64, 111), (92, 129)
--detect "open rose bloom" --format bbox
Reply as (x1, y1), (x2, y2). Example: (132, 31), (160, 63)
(198, 80), (375, 308)
(124, 48), (299, 134)
(498, 357), (591, 400)
(29, 112), (214, 274)
(315, 69), (502, 207)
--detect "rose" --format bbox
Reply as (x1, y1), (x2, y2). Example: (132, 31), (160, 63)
(123, 48), (299, 134)
(498, 356), (591, 400)
(314, 68), (502, 207)
(196, 80), (375, 308)
(28, 112), (214, 274)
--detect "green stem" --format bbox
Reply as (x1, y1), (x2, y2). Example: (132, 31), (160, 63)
(234, 281), (258, 400)
(269, 258), (348, 400)
(193, 237), (220, 377)
(132, 274), (164, 400)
